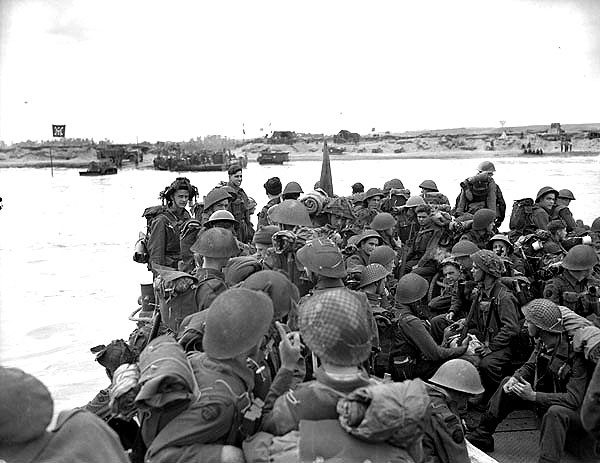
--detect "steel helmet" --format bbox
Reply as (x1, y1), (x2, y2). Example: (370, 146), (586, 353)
(358, 263), (391, 289)
(487, 234), (513, 253)
(471, 249), (504, 278)
(451, 240), (479, 258)
(592, 217), (600, 233)
(383, 178), (404, 191)
(419, 180), (439, 192)
(324, 197), (355, 220)
(206, 209), (238, 226)
(535, 186), (559, 203)
(356, 229), (383, 246)
(403, 196), (426, 208)
(472, 208), (496, 230)
(476, 161), (496, 173)
(283, 181), (303, 196)
(370, 212), (396, 231)
(557, 189), (575, 200)
(429, 359), (485, 395)
(395, 273), (429, 304)
(202, 288), (274, 359)
(296, 238), (347, 278)
(363, 188), (384, 203)
(204, 188), (232, 211)
(561, 244), (599, 271)
(368, 245), (396, 266)
(299, 288), (372, 366)
(223, 256), (263, 285)
(521, 299), (564, 333)
(241, 270), (300, 320)
(253, 225), (279, 245)
(190, 228), (239, 258)
(440, 256), (461, 270)
(268, 199), (312, 227)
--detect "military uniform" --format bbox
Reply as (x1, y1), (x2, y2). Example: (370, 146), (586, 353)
(422, 383), (469, 463)
(354, 206), (379, 230)
(544, 272), (600, 317)
(147, 208), (191, 270)
(532, 204), (552, 230)
(551, 205), (577, 233)
(227, 183), (253, 243)
(257, 197), (281, 229)
(345, 248), (370, 270)
(192, 267), (228, 312)
(460, 229), (495, 250)
(455, 178), (506, 226)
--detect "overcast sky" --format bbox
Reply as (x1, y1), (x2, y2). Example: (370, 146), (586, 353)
(1, 0), (599, 143)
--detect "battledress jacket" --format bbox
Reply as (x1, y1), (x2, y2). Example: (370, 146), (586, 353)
(147, 208), (191, 270)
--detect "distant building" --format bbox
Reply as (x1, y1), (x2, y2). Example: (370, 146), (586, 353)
(549, 123), (562, 135)
(268, 131), (296, 144)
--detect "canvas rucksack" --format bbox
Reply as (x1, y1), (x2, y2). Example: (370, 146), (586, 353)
(509, 198), (536, 235)
(133, 205), (176, 264)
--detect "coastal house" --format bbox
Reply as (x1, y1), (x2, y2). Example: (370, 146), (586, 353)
(549, 123), (562, 135)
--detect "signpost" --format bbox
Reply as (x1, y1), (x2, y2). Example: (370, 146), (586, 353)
(51, 124), (66, 177)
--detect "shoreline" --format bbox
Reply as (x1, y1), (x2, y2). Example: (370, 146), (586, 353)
(0, 149), (597, 169)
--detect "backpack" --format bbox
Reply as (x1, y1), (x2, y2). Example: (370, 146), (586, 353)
(509, 198), (536, 235)
(133, 205), (174, 264)
(461, 174), (490, 202)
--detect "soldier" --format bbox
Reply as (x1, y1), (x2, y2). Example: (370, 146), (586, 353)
(147, 177), (197, 272)
(454, 161), (506, 227)
(355, 187), (384, 229)
(465, 249), (521, 397)
(0, 367), (130, 463)
(467, 299), (597, 462)
(396, 195), (424, 245)
(199, 187), (232, 224)
(357, 263), (392, 311)
(369, 244), (398, 303)
(531, 186), (558, 231)
(226, 164), (253, 244)
(297, 237), (348, 295)
(370, 212), (401, 251)
(543, 244), (600, 317)
(381, 178), (410, 212)
(391, 273), (468, 381)
(319, 196), (356, 247)
(582, 361), (600, 439)
(486, 233), (526, 276)
(252, 225), (278, 259)
(551, 189), (577, 232)
(139, 289), (274, 462)
(419, 179), (450, 210)
(257, 177), (282, 228)
(350, 182), (365, 205)
(404, 204), (445, 279)
(428, 257), (462, 316)
(423, 359), (485, 463)
(345, 229), (382, 270)
(460, 208), (496, 249)
(281, 181), (303, 201)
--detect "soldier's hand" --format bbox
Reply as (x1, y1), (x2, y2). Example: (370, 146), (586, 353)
(276, 321), (303, 371)
(503, 376), (519, 393)
(511, 377), (536, 401)
(445, 311), (455, 322)
(393, 237), (402, 248)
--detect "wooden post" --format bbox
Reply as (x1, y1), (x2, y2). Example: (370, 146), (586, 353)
(49, 144), (54, 177)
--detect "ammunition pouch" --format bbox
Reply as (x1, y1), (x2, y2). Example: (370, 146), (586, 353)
(563, 291), (580, 305)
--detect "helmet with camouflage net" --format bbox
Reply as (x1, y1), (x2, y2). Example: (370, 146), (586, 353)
(419, 180), (439, 192)
(429, 359), (484, 395)
(451, 240), (479, 258)
(557, 189), (575, 200)
(521, 299), (564, 333)
(206, 209), (238, 226)
(299, 288), (372, 366)
(383, 178), (404, 191)
(203, 288), (274, 359)
(369, 245), (396, 266)
(471, 249), (504, 277)
(324, 197), (355, 220)
(190, 228), (239, 258)
(161, 177), (199, 203)
(296, 238), (347, 278)
(535, 186), (559, 203)
(592, 217), (600, 233)
(561, 244), (599, 271)
(404, 196), (426, 208)
(204, 188), (232, 211)
(241, 270), (300, 320)
(472, 208), (496, 231)
(268, 199), (312, 227)
(283, 181), (303, 196)
(370, 212), (396, 231)
(476, 161), (496, 173)
(358, 263), (390, 289)
(363, 188), (384, 203)
(395, 273), (429, 304)
(487, 234), (513, 253)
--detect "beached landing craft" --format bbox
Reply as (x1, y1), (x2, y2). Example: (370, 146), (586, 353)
(79, 160), (118, 176)
(153, 149), (248, 172)
(257, 148), (290, 165)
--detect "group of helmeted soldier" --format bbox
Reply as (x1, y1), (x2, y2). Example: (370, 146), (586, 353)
(3, 160), (600, 463)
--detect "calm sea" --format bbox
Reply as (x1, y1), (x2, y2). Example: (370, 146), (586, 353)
(1, 153), (599, 413)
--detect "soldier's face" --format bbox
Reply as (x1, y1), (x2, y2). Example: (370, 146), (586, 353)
(330, 214), (345, 229)
(416, 212), (429, 226)
(213, 199), (229, 211)
(230, 172), (243, 187)
(539, 193), (556, 211)
(525, 319), (539, 338)
(472, 263), (485, 282)
(442, 265), (460, 285)
(492, 242), (508, 257)
(367, 197), (381, 209)
(255, 242), (270, 257)
(361, 238), (379, 255)
(173, 189), (189, 208)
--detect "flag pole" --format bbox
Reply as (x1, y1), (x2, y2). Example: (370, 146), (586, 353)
(49, 144), (54, 177)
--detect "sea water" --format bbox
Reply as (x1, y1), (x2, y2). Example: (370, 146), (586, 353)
(0, 153), (598, 413)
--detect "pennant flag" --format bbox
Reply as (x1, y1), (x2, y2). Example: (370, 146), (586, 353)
(52, 124), (66, 138)
(319, 140), (333, 197)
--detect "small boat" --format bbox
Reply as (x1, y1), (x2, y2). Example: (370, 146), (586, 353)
(79, 160), (118, 176)
(257, 149), (290, 165)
